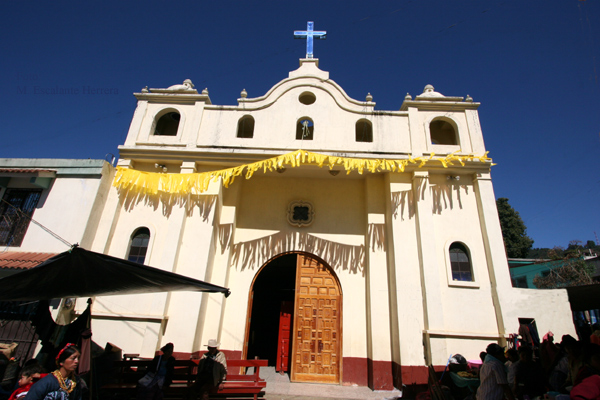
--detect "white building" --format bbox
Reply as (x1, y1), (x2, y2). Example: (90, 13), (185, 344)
(2, 58), (576, 388)
(0, 158), (111, 254)
(0, 158), (112, 356)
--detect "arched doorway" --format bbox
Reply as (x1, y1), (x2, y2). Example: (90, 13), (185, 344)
(245, 254), (296, 365)
(244, 253), (342, 384)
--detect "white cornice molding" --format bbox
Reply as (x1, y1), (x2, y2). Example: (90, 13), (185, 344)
(400, 100), (480, 111)
(134, 92), (212, 104)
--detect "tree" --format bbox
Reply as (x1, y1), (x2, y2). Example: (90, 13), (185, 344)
(533, 256), (595, 289)
(528, 239), (600, 259)
(496, 198), (534, 258)
(528, 247), (552, 259)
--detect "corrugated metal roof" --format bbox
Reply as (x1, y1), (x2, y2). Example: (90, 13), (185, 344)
(0, 252), (57, 270)
(0, 169), (56, 174)
(0, 160), (107, 177)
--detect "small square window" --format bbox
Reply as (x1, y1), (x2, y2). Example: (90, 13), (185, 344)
(287, 201), (314, 227)
(0, 189), (42, 247)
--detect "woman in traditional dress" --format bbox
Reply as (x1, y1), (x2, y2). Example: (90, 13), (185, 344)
(25, 343), (86, 400)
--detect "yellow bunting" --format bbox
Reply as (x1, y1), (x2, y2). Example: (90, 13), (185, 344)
(113, 149), (493, 196)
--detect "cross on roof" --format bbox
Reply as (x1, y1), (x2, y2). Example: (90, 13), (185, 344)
(294, 21), (326, 59)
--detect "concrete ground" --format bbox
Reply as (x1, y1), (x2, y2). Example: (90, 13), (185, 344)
(259, 367), (402, 400)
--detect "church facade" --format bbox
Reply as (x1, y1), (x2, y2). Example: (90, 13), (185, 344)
(82, 58), (575, 388)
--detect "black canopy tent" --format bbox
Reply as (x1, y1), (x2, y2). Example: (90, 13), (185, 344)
(566, 284), (600, 312)
(0, 246), (230, 391)
(0, 246), (230, 301)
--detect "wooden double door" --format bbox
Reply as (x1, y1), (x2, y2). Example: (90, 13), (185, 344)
(289, 254), (341, 384)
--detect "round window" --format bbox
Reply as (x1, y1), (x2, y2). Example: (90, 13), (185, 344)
(299, 92), (316, 105)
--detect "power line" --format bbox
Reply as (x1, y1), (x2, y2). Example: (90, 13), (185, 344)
(0, 198), (72, 249)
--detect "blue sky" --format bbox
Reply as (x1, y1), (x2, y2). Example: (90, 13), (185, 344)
(1, 0), (599, 249)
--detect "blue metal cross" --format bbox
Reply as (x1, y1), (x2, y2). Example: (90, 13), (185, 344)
(294, 21), (326, 59)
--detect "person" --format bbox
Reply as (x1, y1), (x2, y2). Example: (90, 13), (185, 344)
(480, 351), (488, 363)
(590, 323), (600, 346)
(504, 348), (519, 391)
(136, 343), (175, 400)
(548, 343), (572, 392)
(540, 331), (560, 374)
(578, 322), (593, 345)
(513, 345), (546, 400)
(570, 343), (600, 400)
(562, 336), (583, 389)
(25, 343), (87, 400)
(519, 324), (535, 349)
(8, 363), (45, 400)
(478, 343), (515, 400)
(187, 339), (227, 400)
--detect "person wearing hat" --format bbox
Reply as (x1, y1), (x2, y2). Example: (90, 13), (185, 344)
(187, 339), (227, 400)
(478, 343), (515, 400)
(136, 342), (175, 400)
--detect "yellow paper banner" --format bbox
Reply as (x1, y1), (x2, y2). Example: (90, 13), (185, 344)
(113, 149), (493, 196)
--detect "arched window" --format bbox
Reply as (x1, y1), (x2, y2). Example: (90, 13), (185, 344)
(237, 115), (255, 138)
(355, 119), (373, 142)
(296, 118), (314, 140)
(449, 242), (473, 281)
(154, 112), (180, 136)
(430, 119), (457, 145)
(128, 227), (150, 264)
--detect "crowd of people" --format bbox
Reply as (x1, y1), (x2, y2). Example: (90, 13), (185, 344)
(477, 324), (600, 400)
(0, 338), (227, 400)
(8, 324), (599, 400)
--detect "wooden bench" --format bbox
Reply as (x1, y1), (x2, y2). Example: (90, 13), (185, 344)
(211, 359), (268, 400)
(100, 358), (267, 400)
(100, 359), (196, 399)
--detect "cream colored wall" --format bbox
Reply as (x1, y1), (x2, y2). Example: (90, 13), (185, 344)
(90, 294), (166, 356)
(235, 175), (365, 235)
(387, 174), (427, 367)
(121, 61), (416, 156)
(411, 170), (576, 366)
(89, 170), (228, 357)
(80, 163), (116, 249)
(123, 100), (147, 147)
(364, 175), (394, 364)
(17, 177), (103, 252)
(464, 109), (486, 154)
(425, 286), (576, 365)
(219, 175), (372, 359)
(429, 174), (499, 336)
(385, 169), (576, 368)
(167, 189), (223, 354)
(87, 169), (577, 366)
(405, 107), (477, 157)
(422, 111), (473, 154)
(90, 195), (170, 355)
(88, 180), (184, 356)
(220, 245), (262, 353)
(501, 288), (576, 340)
(125, 101), (205, 147)
(198, 86), (410, 154)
